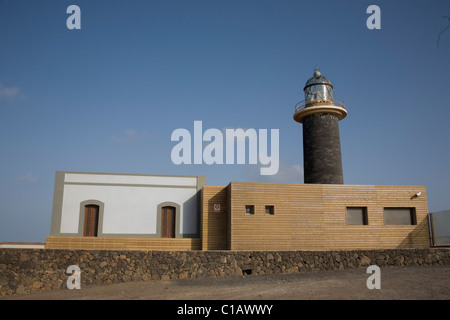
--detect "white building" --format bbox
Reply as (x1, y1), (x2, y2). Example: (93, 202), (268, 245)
(48, 171), (205, 249)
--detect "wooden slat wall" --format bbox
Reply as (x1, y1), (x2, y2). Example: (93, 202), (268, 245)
(201, 186), (229, 250)
(45, 236), (201, 251)
(229, 182), (323, 250)
(321, 184), (429, 250)
(47, 183), (430, 252)
(228, 182), (430, 251)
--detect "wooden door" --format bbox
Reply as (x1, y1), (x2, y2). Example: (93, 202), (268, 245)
(161, 206), (175, 238)
(83, 205), (99, 237)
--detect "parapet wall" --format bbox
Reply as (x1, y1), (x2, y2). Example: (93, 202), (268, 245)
(1, 248), (449, 296)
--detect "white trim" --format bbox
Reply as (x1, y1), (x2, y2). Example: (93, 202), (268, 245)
(64, 173), (197, 187)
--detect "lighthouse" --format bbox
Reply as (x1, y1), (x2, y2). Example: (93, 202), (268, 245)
(294, 68), (347, 184)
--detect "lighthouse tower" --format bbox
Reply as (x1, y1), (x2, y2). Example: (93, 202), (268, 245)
(293, 68), (347, 184)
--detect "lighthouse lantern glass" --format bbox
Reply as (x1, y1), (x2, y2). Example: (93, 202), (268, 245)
(303, 70), (334, 105)
(304, 83), (333, 105)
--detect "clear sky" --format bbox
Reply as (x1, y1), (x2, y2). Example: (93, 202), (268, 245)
(1, 0), (450, 242)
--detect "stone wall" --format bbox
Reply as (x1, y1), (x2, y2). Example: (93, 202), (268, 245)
(1, 248), (449, 296)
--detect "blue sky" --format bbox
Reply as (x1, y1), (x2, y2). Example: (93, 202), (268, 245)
(1, 0), (449, 242)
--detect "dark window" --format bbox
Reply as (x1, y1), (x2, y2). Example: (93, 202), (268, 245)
(384, 208), (417, 225)
(265, 205), (275, 215)
(245, 205), (254, 215)
(347, 207), (368, 225)
(161, 206), (176, 238)
(83, 205), (99, 237)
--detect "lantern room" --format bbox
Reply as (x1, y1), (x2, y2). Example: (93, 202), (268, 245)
(303, 67), (334, 105)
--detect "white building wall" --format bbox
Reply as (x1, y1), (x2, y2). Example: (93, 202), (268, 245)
(53, 172), (202, 237)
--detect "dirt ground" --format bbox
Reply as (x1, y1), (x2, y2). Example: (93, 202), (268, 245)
(2, 265), (450, 300)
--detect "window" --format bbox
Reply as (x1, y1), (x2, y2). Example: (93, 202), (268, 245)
(161, 206), (176, 238)
(265, 205), (275, 215)
(245, 205), (254, 215)
(347, 207), (368, 225)
(83, 205), (99, 237)
(384, 208), (417, 225)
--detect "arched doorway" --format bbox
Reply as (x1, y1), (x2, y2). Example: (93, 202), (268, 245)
(161, 206), (176, 238)
(83, 204), (99, 237)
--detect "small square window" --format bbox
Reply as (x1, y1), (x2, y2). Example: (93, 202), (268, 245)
(265, 205), (274, 215)
(347, 207), (368, 225)
(245, 205), (254, 215)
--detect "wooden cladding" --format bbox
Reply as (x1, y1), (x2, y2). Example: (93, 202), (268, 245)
(83, 205), (99, 237)
(201, 186), (229, 250)
(46, 236), (201, 250)
(54, 182), (430, 252)
(202, 182), (430, 251)
(161, 206), (176, 238)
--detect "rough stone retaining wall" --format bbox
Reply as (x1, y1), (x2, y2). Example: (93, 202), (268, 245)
(1, 248), (449, 296)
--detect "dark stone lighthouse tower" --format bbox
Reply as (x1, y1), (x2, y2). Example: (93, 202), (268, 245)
(293, 68), (347, 184)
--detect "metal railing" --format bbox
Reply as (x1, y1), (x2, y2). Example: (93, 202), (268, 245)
(295, 98), (346, 113)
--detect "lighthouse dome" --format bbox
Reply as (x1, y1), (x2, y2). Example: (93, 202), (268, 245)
(303, 68), (333, 105)
(304, 70), (333, 89)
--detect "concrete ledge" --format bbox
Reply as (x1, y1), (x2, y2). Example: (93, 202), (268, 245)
(0, 242), (45, 249)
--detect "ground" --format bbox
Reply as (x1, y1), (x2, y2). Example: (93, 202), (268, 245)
(2, 265), (450, 300)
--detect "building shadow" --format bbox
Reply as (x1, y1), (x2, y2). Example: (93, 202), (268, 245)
(396, 218), (431, 248)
